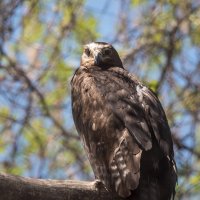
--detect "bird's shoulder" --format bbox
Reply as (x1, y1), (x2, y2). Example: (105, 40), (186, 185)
(71, 65), (159, 111)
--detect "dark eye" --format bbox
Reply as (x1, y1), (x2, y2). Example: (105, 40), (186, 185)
(104, 49), (111, 55)
(85, 48), (91, 57)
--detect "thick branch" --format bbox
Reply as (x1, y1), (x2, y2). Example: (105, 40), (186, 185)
(0, 173), (123, 200)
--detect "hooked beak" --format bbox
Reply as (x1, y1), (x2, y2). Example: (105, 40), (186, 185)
(93, 50), (102, 65)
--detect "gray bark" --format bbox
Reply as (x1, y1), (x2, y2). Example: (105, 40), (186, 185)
(0, 173), (123, 200)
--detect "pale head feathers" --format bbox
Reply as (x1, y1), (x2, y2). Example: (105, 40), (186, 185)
(81, 42), (123, 68)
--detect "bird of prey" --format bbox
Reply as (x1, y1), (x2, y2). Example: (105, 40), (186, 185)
(71, 42), (177, 200)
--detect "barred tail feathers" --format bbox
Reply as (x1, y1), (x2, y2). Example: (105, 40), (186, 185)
(110, 130), (142, 197)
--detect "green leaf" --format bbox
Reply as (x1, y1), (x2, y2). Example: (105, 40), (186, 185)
(73, 15), (99, 43)
(24, 120), (47, 154)
(147, 80), (158, 92)
(131, 0), (146, 6)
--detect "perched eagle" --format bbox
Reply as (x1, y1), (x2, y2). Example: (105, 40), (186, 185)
(71, 42), (177, 200)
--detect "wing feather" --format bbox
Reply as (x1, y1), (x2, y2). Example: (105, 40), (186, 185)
(106, 67), (173, 156)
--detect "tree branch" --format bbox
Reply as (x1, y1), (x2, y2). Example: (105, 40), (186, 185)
(0, 173), (123, 200)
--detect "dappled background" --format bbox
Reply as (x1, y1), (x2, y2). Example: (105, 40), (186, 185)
(0, 0), (200, 199)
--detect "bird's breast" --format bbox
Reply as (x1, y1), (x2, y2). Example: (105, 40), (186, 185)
(71, 68), (122, 153)
(72, 69), (106, 131)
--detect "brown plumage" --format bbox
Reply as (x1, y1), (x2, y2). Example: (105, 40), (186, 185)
(71, 42), (177, 199)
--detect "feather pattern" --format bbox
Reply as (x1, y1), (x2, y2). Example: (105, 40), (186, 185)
(71, 42), (177, 200)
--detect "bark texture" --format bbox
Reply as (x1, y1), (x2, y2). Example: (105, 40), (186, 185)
(0, 173), (123, 200)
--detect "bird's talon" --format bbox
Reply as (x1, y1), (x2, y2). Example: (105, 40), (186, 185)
(94, 179), (106, 191)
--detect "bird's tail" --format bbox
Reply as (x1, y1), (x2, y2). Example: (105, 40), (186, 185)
(109, 130), (142, 198)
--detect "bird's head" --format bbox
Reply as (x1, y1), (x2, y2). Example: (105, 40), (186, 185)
(80, 42), (123, 69)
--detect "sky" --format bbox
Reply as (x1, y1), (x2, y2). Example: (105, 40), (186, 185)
(84, 0), (120, 42)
